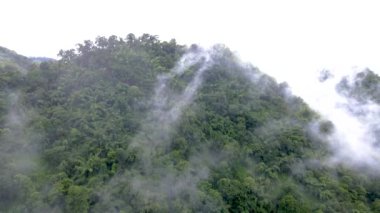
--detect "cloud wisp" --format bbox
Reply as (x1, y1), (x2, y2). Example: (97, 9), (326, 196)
(96, 47), (221, 211)
(306, 68), (380, 173)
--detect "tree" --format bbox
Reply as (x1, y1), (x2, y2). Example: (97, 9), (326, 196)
(66, 185), (89, 213)
(278, 194), (310, 213)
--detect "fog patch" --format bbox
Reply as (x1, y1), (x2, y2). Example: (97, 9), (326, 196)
(0, 92), (40, 173)
(95, 46), (229, 211)
(306, 68), (380, 173)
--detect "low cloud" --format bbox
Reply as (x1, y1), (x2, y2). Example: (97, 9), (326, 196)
(306, 68), (380, 173)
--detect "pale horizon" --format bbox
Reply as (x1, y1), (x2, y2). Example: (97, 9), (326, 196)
(2, 0), (380, 80)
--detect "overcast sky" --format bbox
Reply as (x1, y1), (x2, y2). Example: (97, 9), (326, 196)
(1, 0), (380, 88)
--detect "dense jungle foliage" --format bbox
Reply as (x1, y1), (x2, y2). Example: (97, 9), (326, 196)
(1, 34), (380, 212)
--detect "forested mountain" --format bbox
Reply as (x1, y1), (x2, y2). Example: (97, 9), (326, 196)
(1, 34), (380, 212)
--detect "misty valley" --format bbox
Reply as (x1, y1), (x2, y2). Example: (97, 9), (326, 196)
(1, 34), (380, 212)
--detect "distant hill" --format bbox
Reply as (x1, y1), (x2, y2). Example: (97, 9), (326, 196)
(29, 57), (56, 63)
(0, 46), (32, 71)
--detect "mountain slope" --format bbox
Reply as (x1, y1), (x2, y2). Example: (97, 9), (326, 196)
(0, 34), (379, 212)
(0, 46), (32, 71)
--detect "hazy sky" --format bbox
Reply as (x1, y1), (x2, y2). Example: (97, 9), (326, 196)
(1, 0), (380, 85)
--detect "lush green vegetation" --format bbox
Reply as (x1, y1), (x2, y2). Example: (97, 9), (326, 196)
(0, 46), (31, 72)
(337, 69), (380, 104)
(1, 34), (380, 212)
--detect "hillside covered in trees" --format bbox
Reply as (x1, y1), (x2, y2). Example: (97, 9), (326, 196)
(1, 34), (380, 212)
